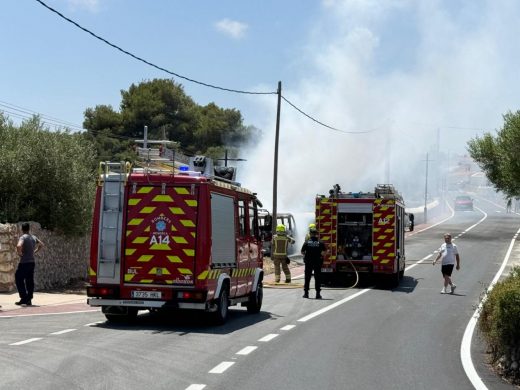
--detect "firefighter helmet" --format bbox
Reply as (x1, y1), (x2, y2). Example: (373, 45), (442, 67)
(276, 224), (286, 233)
(308, 223), (316, 230)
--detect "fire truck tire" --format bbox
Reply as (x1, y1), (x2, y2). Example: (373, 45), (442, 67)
(104, 307), (138, 323)
(389, 260), (401, 288)
(247, 282), (263, 314)
(213, 287), (229, 325)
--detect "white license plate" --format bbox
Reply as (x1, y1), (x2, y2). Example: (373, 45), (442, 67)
(321, 268), (333, 273)
(131, 290), (161, 299)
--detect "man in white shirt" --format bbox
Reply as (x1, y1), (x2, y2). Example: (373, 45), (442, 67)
(433, 233), (460, 294)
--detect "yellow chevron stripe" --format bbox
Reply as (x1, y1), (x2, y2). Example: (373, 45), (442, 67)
(183, 249), (195, 256)
(175, 187), (189, 194)
(132, 237), (148, 244)
(173, 236), (188, 244)
(169, 207), (185, 215)
(137, 255), (153, 262)
(150, 243), (171, 250)
(167, 255), (183, 263)
(153, 195), (174, 202)
(125, 248), (136, 255)
(124, 274), (134, 281)
(198, 270), (208, 280)
(178, 268), (193, 275)
(140, 206), (156, 214)
(138, 187), (153, 194)
(89, 266), (96, 276)
(128, 218), (144, 226)
(185, 200), (197, 207)
(181, 219), (195, 227)
(128, 198), (141, 206)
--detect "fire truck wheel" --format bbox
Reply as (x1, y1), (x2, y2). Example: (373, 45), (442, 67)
(247, 282), (263, 314)
(213, 287), (229, 325)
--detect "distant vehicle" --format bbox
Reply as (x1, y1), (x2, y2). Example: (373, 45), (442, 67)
(454, 195), (474, 211)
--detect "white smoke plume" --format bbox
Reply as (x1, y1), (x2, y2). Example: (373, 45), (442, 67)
(238, 0), (520, 227)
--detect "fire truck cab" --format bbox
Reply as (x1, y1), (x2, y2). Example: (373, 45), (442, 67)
(316, 184), (406, 287)
(87, 145), (264, 324)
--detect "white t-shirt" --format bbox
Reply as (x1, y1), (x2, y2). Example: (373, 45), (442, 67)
(439, 242), (458, 265)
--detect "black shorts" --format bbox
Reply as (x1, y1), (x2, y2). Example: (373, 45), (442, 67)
(441, 264), (454, 276)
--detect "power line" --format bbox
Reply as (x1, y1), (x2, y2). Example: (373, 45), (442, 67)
(281, 95), (378, 134)
(34, 0), (380, 135)
(34, 0), (277, 97)
(0, 101), (84, 131)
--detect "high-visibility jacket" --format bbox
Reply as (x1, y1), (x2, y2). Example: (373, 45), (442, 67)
(272, 234), (295, 256)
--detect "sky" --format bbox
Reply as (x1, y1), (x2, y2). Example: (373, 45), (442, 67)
(2, 0), (520, 222)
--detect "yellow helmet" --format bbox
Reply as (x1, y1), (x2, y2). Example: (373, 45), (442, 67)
(308, 223), (316, 230)
(276, 224), (286, 233)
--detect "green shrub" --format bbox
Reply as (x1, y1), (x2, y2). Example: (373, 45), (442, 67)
(479, 266), (520, 358)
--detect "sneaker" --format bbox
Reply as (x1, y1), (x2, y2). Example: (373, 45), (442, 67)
(316, 293), (322, 299)
(450, 285), (457, 294)
(440, 288), (446, 294)
(302, 292), (309, 298)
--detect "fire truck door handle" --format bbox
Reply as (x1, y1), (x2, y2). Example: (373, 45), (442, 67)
(239, 249), (243, 254)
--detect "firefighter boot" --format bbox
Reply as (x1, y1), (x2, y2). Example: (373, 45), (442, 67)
(302, 291), (309, 298)
(316, 292), (322, 299)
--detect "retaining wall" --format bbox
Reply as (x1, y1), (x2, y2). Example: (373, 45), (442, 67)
(0, 222), (89, 292)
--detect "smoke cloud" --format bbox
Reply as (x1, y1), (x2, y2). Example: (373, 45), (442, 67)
(238, 0), (520, 226)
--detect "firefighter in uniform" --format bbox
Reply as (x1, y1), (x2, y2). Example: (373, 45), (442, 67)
(301, 227), (326, 299)
(304, 223), (316, 241)
(272, 224), (295, 283)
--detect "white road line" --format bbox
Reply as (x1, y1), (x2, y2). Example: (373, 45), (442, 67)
(84, 321), (103, 327)
(185, 385), (206, 390)
(258, 334), (279, 342)
(9, 338), (42, 346)
(297, 289), (371, 322)
(236, 346), (257, 355)
(280, 325), (295, 331)
(461, 225), (520, 390)
(209, 361), (235, 374)
(49, 328), (77, 335)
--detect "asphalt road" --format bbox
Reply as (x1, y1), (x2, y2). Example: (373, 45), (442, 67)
(1, 196), (519, 390)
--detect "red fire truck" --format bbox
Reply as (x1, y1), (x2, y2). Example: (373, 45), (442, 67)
(316, 184), (406, 286)
(87, 146), (264, 324)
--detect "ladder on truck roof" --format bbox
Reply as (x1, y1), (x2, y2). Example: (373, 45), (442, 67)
(97, 161), (129, 283)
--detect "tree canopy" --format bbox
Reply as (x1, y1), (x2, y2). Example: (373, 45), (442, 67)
(0, 113), (97, 235)
(468, 110), (520, 198)
(83, 79), (258, 161)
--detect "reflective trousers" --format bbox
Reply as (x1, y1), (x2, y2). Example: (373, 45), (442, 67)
(272, 256), (291, 282)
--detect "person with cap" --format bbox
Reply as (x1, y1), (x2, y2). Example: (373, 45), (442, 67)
(301, 226), (326, 299)
(271, 224), (295, 283)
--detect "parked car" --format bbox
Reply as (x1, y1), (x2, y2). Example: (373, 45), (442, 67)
(454, 195), (474, 211)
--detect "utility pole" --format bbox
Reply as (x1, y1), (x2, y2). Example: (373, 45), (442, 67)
(424, 152), (429, 223)
(272, 81), (282, 237)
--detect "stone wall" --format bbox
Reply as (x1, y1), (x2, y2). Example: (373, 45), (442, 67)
(0, 223), (18, 291)
(0, 222), (89, 292)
